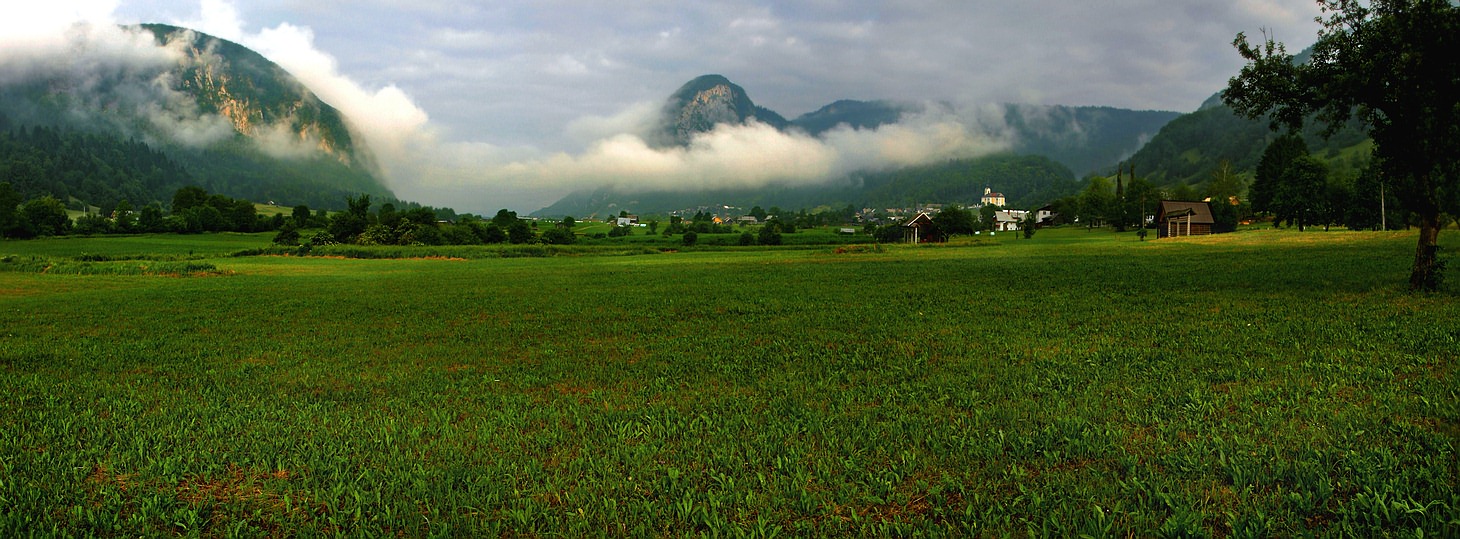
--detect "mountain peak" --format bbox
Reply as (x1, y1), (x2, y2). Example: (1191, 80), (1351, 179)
(653, 74), (787, 147)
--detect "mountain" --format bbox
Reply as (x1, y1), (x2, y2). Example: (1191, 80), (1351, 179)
(0, 23), (391, 210)
(1127, 91), (1371, 189)
(790, 101), (1179, 177)
(535, 75), (1176, 217)
(790, 99), (918, 135)
(1129, 44), (1371, 191)
(651, 74), (788, 147)
(1001, 104), (1180, 177)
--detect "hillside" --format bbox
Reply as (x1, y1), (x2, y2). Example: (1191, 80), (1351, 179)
(1128, 97), (1371, 189)
(1129, 45), (1372, 191)
(0, 24), (392, 210)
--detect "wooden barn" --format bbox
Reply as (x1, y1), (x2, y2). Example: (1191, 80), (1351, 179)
(1155, 200), (1215, 238)
(902, 212), (936, 243)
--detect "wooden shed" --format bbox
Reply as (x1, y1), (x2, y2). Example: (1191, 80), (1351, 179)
(1155, 200), (1215, 238)
(902, 212), (935, 243)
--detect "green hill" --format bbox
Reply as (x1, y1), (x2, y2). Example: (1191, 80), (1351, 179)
(0, 24), (392, 210)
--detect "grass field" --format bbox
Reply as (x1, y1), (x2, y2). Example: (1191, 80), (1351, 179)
(0, 227), (1456, 536)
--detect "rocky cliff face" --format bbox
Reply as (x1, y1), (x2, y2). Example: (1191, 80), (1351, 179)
(146, 24), (363, 167)
(654, 74), (788, 147)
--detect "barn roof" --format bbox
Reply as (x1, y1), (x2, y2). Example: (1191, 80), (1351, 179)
(1156, 200), (1215, 224)
(902, 212), (934, 227)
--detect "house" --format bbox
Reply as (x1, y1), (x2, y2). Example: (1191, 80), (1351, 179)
(902, 212), (936, 243)
(737, 215), (759, 225)
(992, 210), (1027, 232)
(1035, 204), (1057, 227)
(616, 215), (639, 227)
(1155, 200), (1215, 238)
(980, 187), (1006, 207)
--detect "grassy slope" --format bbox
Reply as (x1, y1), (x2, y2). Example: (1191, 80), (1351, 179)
(0, 228), (1455, 536)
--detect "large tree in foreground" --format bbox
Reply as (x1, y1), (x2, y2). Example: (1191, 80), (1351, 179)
(1224, 0), (1459, 291)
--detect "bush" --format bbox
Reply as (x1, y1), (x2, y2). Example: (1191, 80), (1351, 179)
(273, 225), (302, 246)
(682, 231), (698, 246)
(541, 227), (577, 245)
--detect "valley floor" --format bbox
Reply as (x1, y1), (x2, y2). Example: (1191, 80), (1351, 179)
(0, 227), (1455, 536)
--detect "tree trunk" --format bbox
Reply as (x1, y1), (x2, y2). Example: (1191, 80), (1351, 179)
(1409, 210), (1443, 291)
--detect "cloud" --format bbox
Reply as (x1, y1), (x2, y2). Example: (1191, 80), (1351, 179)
(0, 13), (244, 147)
(424, 101), (1014, 212)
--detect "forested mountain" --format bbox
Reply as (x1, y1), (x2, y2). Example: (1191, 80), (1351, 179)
(0, 24), (392, 211)
(789, 100), (918, 136)
(537, 75), (1169, 217)
(1127, 93), (1371, 189)
(859, 154), (1080, 209)
(0, 118), (193, 210)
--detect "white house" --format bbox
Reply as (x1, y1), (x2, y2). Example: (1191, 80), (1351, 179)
(991, 209), (1028, 232)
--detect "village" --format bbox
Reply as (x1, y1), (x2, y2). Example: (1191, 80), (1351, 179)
(605, 186), (1219, 243)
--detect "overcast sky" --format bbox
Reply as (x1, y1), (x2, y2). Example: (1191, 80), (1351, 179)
(7, 1), (1325, 212)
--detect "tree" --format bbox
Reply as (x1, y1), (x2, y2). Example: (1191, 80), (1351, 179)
(138, 204), (164, 233)
(1207, 160), (1247, 233)
(328, 194), (373, 242)
(113, 199), (135, 233)
(1124, 175), (1160, 230)
(507, 220), (534, 244)
(977, 204), (999, 232)
(757, 221), (783, 246)
(292, 205), (312, 229)
(541, 227), (576, 245)
(748, 206), (768, 221)
(1021, 212), (1039, 239)
(1285, 156), (1329, 231)
(1078, 176), (1115, 229)
(482, 224), (507, 244)
(1225, 0), (1460, 290)
(559, 215), (576, 229)
(0, 182), (21, 237)
(171, 186), (209, 213)
(273, 224), (301, 246)
(682, 230), (698, 246)
(1252, 133), (1309, 224)
(934, 206), (976, 236)
(21, 196), (70, 237)
(492, 209), (519, 228)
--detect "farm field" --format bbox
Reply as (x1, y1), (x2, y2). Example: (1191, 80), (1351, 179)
(0, 227), (1456, 536)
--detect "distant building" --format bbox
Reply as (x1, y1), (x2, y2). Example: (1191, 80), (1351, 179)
(980, 187), (1006, 207)
(1155, 201), (1215, 238)
(902, 212), (936, 243)
(991, 210), (1027, 232)
(1035, 204), (1057, 227)
(616, 215), (639, 227)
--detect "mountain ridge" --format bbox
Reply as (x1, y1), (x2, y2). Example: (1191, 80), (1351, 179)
(0, 23), (392, 210)
(534, 74), (1179, 217)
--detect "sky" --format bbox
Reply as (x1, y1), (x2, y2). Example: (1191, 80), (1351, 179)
(2, 1), (1325, 213)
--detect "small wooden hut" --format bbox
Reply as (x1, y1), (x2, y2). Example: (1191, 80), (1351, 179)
(1155, 200), (1215, 238)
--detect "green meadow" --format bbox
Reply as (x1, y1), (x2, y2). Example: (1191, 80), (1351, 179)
(0, 228), (1455, 537)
